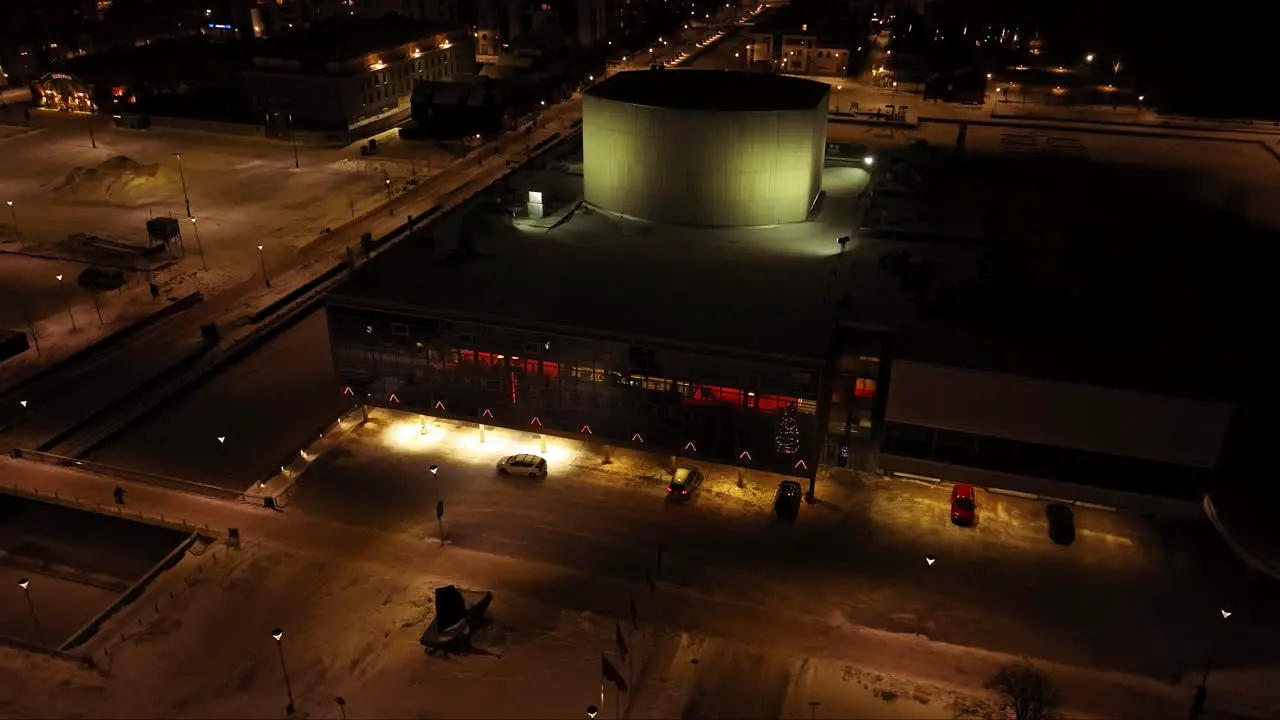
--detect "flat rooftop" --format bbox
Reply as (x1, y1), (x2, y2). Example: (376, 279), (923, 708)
(251, 16), (445, 65)
(334, 135), (869, 364)
(585, 70), (829, 112)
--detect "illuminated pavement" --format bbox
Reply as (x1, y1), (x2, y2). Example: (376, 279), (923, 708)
(276, 407), (1264, 683)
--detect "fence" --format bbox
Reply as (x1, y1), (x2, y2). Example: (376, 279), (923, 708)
(10, 448), (256, 505)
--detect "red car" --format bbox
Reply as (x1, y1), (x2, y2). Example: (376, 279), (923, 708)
(950, 483), (977, 526)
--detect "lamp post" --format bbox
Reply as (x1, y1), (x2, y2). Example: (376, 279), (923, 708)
(16, 578), (47, 646)
(1192, 604), (1233, 712)
(172, 152), (192, 217)
(256, 244), (270, 288)
(288, 113), (300, 169)
(189, 217), (207, 271)
(87, 111), (96, 149)
(5, 201), (21, 248)
(271, 628), (296, 715)
(55, 274), (76, 330)
(429, 464), (440, 505)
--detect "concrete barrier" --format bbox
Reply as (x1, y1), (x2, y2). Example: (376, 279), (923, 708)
(248, 261), (349, 324)
(11, 448), (253, 505)
(877, 453), (1201, 518)
(60, 532), (199, 651)
(0, 292), (203, 400)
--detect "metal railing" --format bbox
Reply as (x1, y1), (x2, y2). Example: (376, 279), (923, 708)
(11, 448), (257, 504)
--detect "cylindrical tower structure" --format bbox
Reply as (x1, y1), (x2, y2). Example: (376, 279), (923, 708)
(583, 70), (829, 227)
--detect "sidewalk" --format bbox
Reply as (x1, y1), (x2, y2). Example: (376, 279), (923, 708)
(1, 454), (1272, 719)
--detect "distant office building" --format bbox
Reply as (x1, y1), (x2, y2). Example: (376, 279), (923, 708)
(242, 17), (473, 133)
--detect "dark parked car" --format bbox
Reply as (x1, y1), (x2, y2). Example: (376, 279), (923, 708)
(666, 467), (702, 500)
(1046, 503), (1075, 545)
(78, 265), (126, 291)
(774, 480), (803, 521)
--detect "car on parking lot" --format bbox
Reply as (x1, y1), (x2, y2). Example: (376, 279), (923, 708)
(496, 454), (547, 477)
(1046, 503), (1075, 545)
(666, 467), (702, 499)
(78, 265), (126, 291)
(950, 483), (977, 526)
(774, 480), (803, 521)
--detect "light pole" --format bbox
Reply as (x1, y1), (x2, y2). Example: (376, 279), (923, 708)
(172, 152), (192, 217)
(55, 274), (76, 330)
(17, 578), (47, 646)
(429, 464), (440, 505)
(288, 113), (300, 169)
(189, 217), (207, 271)
(87, 111), (96, 149)
(5, 201), (21, 248)
(271, 628), (296, 715)
(256, 244), (270, 288)
(1192, 604), (1233, 707)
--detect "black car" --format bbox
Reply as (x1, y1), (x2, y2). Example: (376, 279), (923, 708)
(78, 265), (126, 291)
(774, 480), (803, 521)
(1046, 503), (1075, 545)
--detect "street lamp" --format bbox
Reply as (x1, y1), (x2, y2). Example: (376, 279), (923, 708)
(54, 274), (76, 330)
(587, 706), (599, 719)
(271, 628), (296, 715)
(863, 155), (874, 166)
(5, 200), (21, 248)
(172, 152), (192, 217)
(16, 578), (47, 646)
(1193, 609), (1233, 718)
(256, 244), (270, 288)
(288, 113), (300, 169)
(1085, 52), (1095, 63)
(429, 464), (440, 505)
(189, 217), (207, 271)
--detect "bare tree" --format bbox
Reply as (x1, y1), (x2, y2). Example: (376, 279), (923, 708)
(984, 662), (1061, 720)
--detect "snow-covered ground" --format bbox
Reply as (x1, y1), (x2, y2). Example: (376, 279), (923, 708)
(0, 537), (1026, 720)
(3, 434), (1278, 719)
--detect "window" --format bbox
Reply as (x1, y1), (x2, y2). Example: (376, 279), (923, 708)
(522, 341), (542, 355)
(854, 377), (877, 397)
(459, 333), (474, 345)
(390, 323), (407, 336)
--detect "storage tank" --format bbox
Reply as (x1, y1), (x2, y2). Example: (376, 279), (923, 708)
(582, 69), (829, 227)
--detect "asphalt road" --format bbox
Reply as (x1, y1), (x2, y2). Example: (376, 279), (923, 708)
(284, 416), (1279, 682)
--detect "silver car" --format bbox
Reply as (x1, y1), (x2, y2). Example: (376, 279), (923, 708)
(497, 453), (548, 477)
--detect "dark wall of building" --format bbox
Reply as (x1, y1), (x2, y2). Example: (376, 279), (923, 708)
(326, 301), (823, 476)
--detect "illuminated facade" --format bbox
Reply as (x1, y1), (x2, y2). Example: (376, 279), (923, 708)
(326, 300), (828, 477)
(582, 70), (828, 227)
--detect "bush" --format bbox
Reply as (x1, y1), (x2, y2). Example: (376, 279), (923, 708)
(984, 662), (1061, 720)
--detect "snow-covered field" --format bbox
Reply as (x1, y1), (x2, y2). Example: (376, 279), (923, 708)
(0, 537), (1020, 720)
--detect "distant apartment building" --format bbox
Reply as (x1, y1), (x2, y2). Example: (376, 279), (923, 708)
(475, 0), (609, 55)
(242, 18), (474, 133)
(248, 0), (463, 37)
(744, 0), (871, 77)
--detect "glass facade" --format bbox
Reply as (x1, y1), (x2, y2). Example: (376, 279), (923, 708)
(327, 299), (824, 477)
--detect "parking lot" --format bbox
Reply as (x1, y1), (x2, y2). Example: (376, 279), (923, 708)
(275, 408), (1205, 678)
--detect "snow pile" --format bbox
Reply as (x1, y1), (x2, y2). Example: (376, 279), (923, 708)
(54, 155), (178, 206)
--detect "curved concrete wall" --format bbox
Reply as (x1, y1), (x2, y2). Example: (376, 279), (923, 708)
(582, 93), (827, 227)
